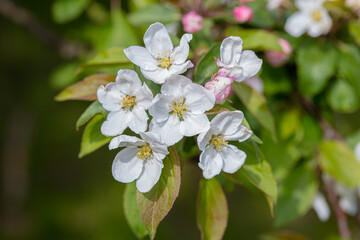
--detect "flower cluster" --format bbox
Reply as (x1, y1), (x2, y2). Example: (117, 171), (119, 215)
(96, 22), (257, 192)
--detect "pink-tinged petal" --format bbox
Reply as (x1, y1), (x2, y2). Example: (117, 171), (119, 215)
(182, 12), (203, 33)
(233, 6), (253, 23)
(171, 33), (193, 64)
(220, 36), (243, 66)
(220, 144), (246, 174)
(180, 113), (210, 137)
(199, 147), (223, 179)
(112, 146), (144, 183)
(123, 46), (158, 70)
(204, 76), (233, 103)
(143, 22), (173, 58)
(136, 160), (164, 193)
(101, 111), (129, 136)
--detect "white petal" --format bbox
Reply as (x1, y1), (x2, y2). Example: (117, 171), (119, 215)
(354, 142), (360, 162)
(101, 111), (128, 136)
(97, 84), (122, 112)
(115, 69), (142, 94)
(180, 113), (210, 137)
(167, 60), (194, 75)
(296, 0), (323, 11)
(123, 46), (158, 70)
(184, 83), (215, 113)
(135, 83), (153, 109)
(339, 193), (358, 216)
(220, 36), (243, 66)
(235, 50), (263, 82)
(220, 145), (246, 174)
(109, 135), (143, 150)
(285, 12), (311, 37)
(150, 116), (183, 146)
(308, 11), (332, 37)
(161, 75), (192, 96)
(136, 160), (164, 193)
(171, 33), (192, 64)
(139, 132), (169, 156)
(198, 147), (223, 179)
(197, 128), (216, 151)
(112, 147), (144, 183)
(210, 110), (244, 137)
(143, 22), (173, 58)
(148, 94), (172, 122)
(128, 107), (149, 133)
(226, 125), (253, 142)
(312, 192), (331, 221)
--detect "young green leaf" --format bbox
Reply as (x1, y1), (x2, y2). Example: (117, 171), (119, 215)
(128, 4), (181, 26)
(326, 79), (359, 113)
(225, 141), (278, 215)
(136, 147), (181, 240)
(232, 82), (276, 141)
(123, 182), (148, 240)
(197, 177), (228, 240)
(78, 114), (111, 158)
(318, 140), (360, 187)
(339, 44), (360, 99)
(55, 74), (115, 102)
(274, 162), (318, 227)
(349, 21), (360, 47)
(51, 0), (90, 24)
(76, 101), (107, 130)
(194, 44), (220, 85)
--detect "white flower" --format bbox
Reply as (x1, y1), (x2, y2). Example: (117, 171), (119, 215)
(109, 132), (169, 193)
(285, 0), (332, 38)
(267, 0), (285, 10)
(124, 22), (194, 84)
(197, 110), (253, 179)
(312, 192), (331, 221)
(346, 0), (360, 14)
(97, 69), (153, 136)
(149, 75), (215, 146)
(216, 36), (262, 83)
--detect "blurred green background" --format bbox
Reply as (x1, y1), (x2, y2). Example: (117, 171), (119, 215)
(0, 0), (356, 239)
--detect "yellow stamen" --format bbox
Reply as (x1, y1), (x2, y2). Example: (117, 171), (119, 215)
(312, 10), (322, 22)
(120, 95), (136, 111)
(157, 52), (174, 69)
(169, 97), (188, 121)
(137, 144), (152, 161)
(209, 134), (228, 152)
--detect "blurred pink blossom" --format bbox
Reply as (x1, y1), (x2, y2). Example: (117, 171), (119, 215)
(205, 75), (234, 103)
(233, 6), (253, 23)
(182, 11), (203, 33)
(264, 38), (292, 67)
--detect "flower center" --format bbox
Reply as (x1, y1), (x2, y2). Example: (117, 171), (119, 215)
(209, 134), (228, 152)
(120, 95), (136, 111)
(169, 96), (188, 121)
(311, 10), (322, 22)
(157, 51), (174, 69)
(137, 144), (152, 161)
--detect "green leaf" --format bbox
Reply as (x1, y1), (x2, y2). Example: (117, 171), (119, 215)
(197, 177), (228, 240)
(79, 114), (111, 158)
(50, 62), (78, 89)
(232, 82), (276, 140)
(226, 28), (281, 51)
(326, 79), (359, 113)
(339, 44), (360, 99)
(76, 101), (107, 130)
(349, 21), (360, 46)
(51, 0), (90, 23)
(136, 147), (181, 240)
(296, 42), (338, 96)
(128, 4), (181, 26)
(123, 182), (148, 239)
(55, 74), (115, 101)
(225, 141), (278, 215)
(78, 48), (132, 74)
(194, 44), (220, 85)
(260, 230), (310, 240)
(274, 162), (318, 227)
(279, 109), (301, 140)
(318, 140), (360, 187)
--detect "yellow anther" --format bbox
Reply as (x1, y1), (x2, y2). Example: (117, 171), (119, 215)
(157, 53), (173, 69)
(312, 10), (322, 21)
(169, 97), (188, 121)
(137, 144), (152, 161)
(121, 95), (136, 111)
(209, 134), (228, 151)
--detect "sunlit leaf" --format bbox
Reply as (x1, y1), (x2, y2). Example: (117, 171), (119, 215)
(232, 82), (276, 140)
(51, 0), (90, 24)
(136, 147), (181, 240)
(274, 161), (318, 227)
(197, 177), (228, 240)
(79, 114), (111, 158)
(318, 140), (360, 187)
(128, 4), (181, 26)
(194, 44), (220, 85)
(76, 101), (107, 130)
(349, 21), (360, 46)
(124, 182), (148, 239)
(55, 74), (115, 101)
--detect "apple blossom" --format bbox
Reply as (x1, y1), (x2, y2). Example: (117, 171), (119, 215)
(109, 132), (169, 193)
(264, 38), (292, 67)
(216, 36), (262, 83)
(182, 11), (203, 33)
(149, 75), (215, 146)
(124, 22), (193, 84)
(233, 6), (253, 23)
(205, 74), (233, 103)
(97, 69), (153, 137)
(197, 110), (253, 179)
(285, 0), (332, 38)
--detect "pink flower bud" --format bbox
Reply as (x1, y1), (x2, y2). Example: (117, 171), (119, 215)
(182, 11), (203, 33)
(205, 75), (234, 103)
(264, 38), (292, 67)
(233, 6), (253, 23)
